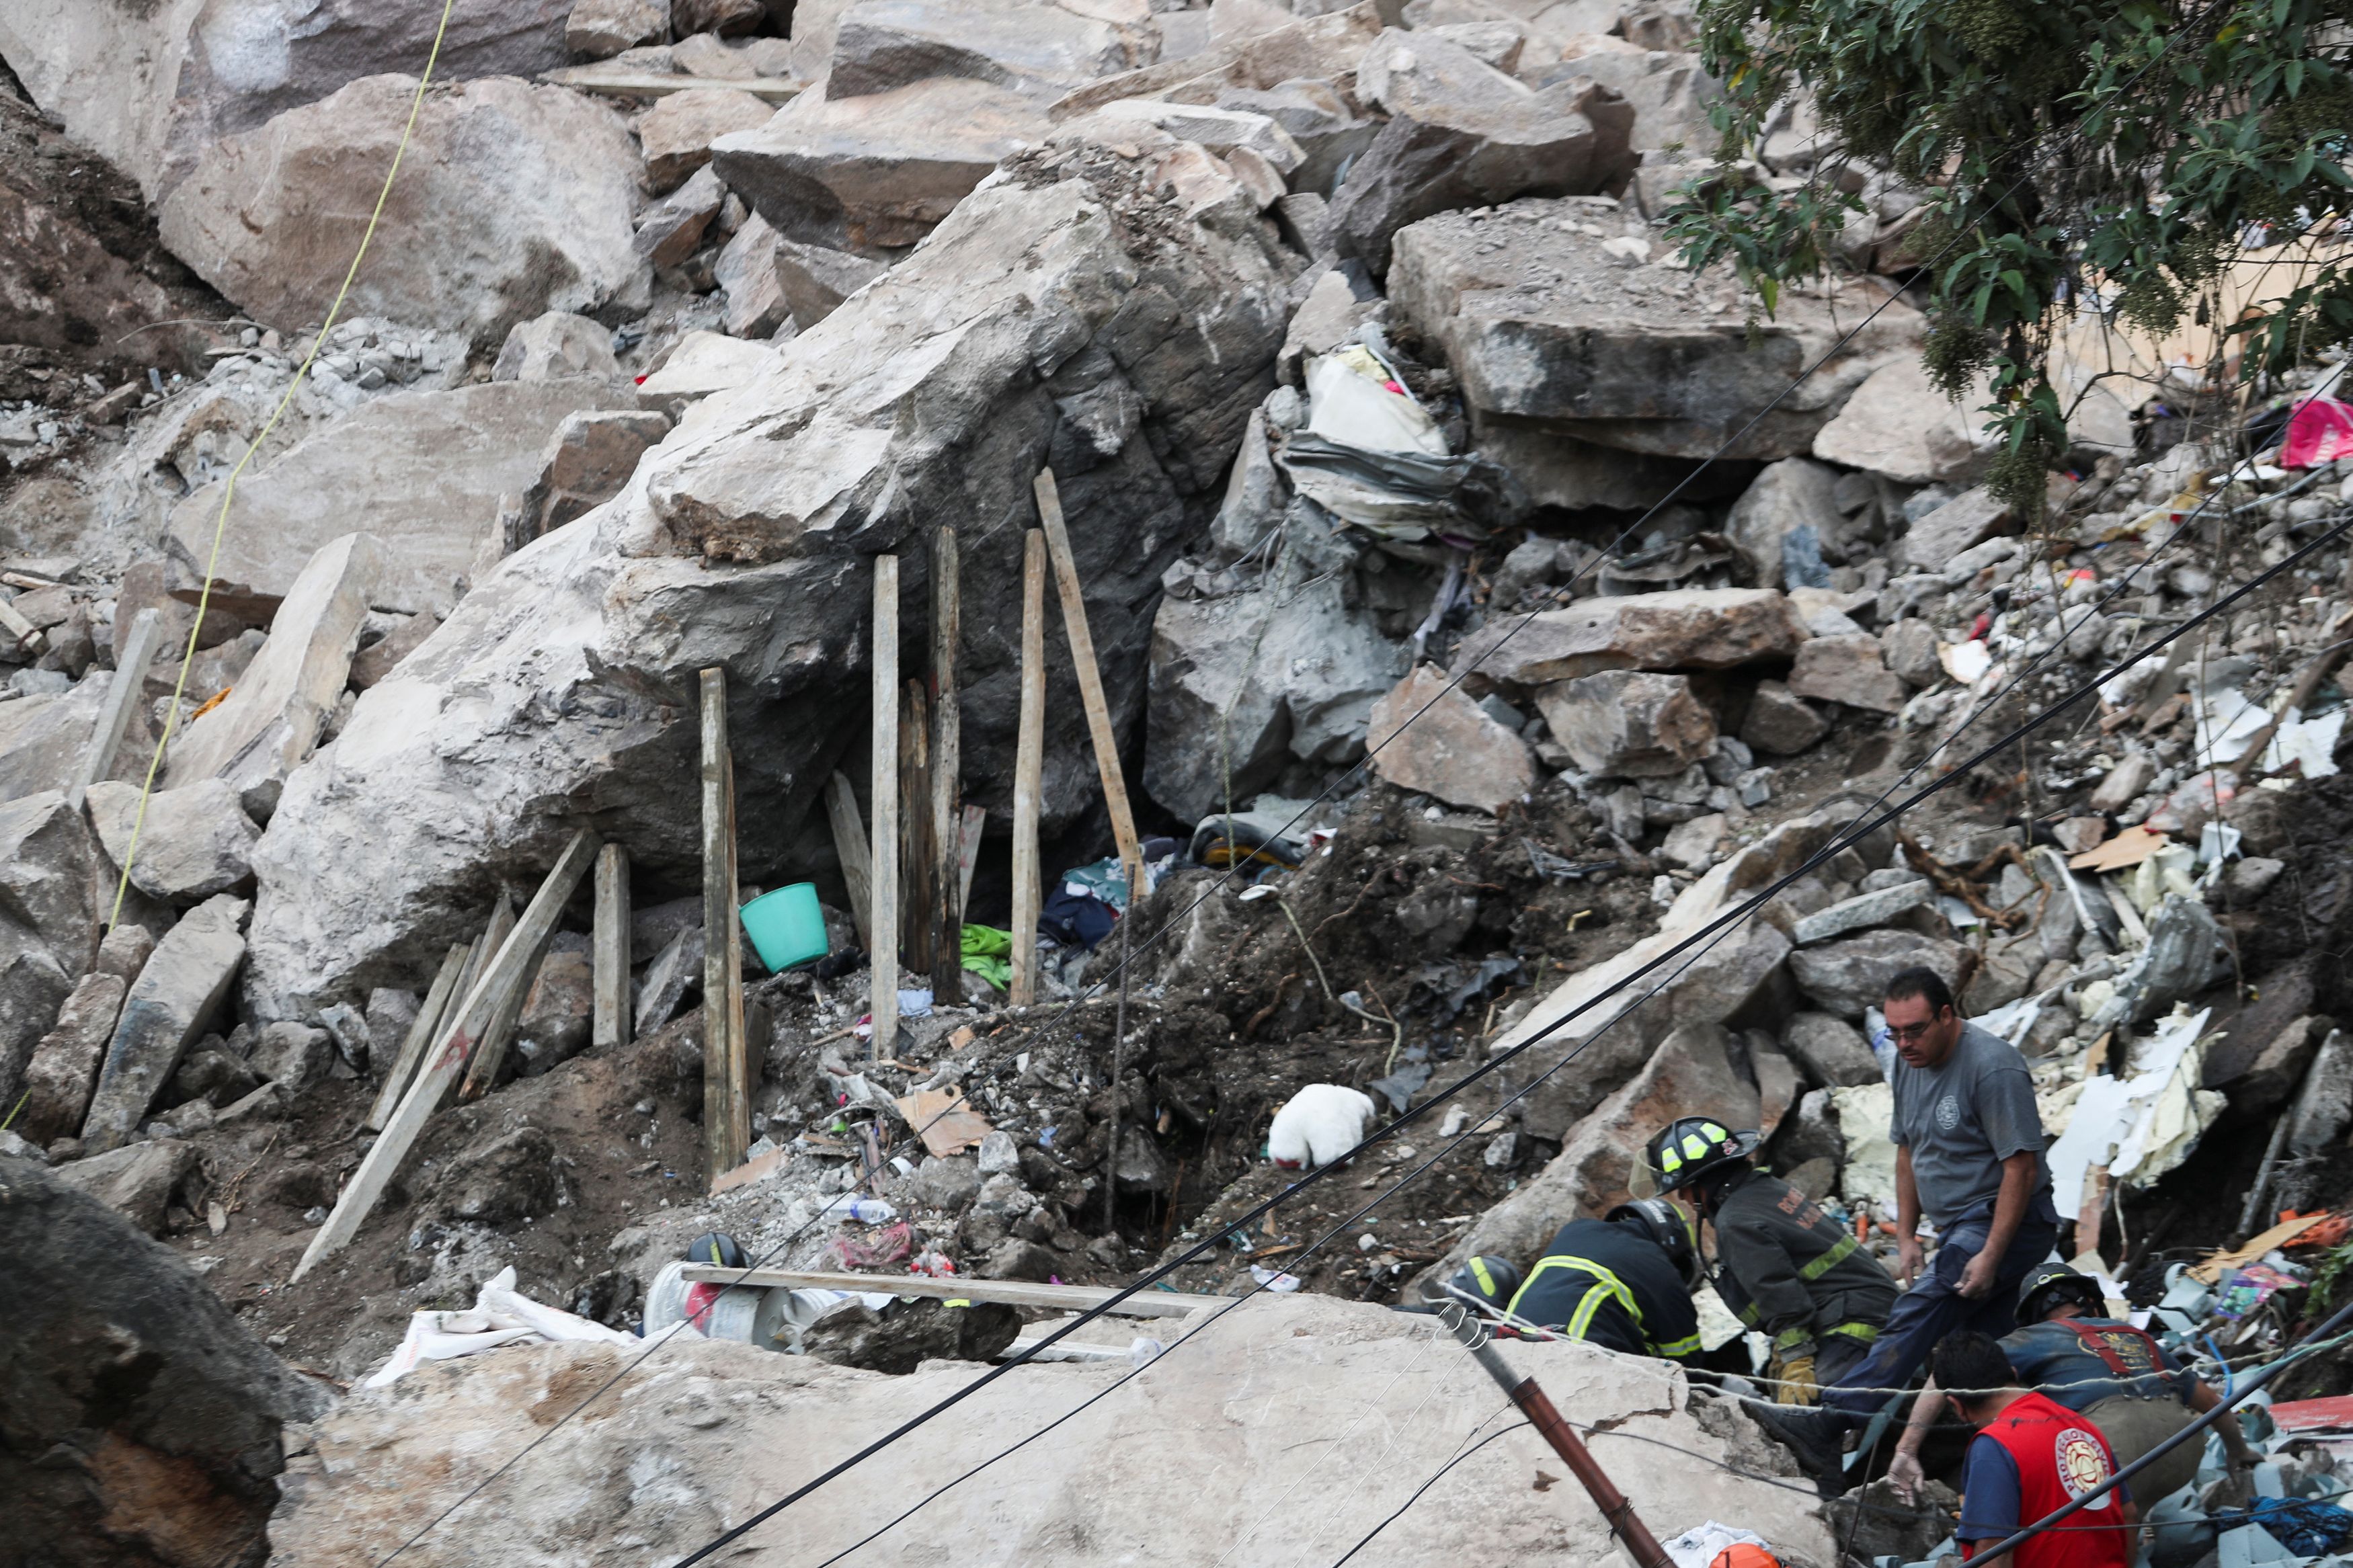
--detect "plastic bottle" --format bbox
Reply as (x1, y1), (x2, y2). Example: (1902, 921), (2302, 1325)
(824, 1194), (898, 1224)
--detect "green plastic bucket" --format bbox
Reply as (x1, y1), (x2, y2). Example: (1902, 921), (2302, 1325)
(740, 882), (828, 973)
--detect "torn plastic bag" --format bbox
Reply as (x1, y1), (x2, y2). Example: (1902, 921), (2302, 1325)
(1304, 345), (1449, 456)
(2279, 396), (2353, 468)
(1190, 809), (1308, 870)
(1277, 431), (1479, 540)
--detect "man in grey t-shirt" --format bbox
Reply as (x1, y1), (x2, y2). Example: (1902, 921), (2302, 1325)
(1816, 964), (2060, 1427)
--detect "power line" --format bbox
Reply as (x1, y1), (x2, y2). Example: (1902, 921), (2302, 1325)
(670, 503), (2353, 1565)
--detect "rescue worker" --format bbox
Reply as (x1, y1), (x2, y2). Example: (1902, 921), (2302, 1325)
(1642, 1118), (1898, 1405)
(1934, 1330), (2140, 1568)
(1436, 1254), (1524, 1315)
(1819, 966), (2062, 1418)
(1502, 1198), (1706, 1361)
(1891, 1263), (2257, 1505)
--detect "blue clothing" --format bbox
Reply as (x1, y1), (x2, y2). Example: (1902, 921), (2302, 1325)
(1958, 1432), (2132, 1542)
(2002, 1318), (2192, 1412)
(1822, 1199), (2061, 1422)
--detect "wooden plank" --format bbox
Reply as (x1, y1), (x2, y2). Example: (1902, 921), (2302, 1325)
(1010, 529), (1047, 1006)
(292, 828), (598, 1282)
(441, 894), (514, 1108)
(459, 921), (550, 1100)
(1033, 469), (1142, 889)
(677, 1265), (1222, 1319)
(824, 771), (875, 950)
(956, 803), (986, 927)
(929, 525), (962, 1001)
(900, 677), (935, 975)
(541, 68), (802, 101)
(362, 943), (467, 1132)
(870, 556), (900, 1059)
(0, 594), (44, 655)
(700, 669), (745, 1182)
(592, 843), (631, 1050)
(892, 1085), (993, 1157)
(723, 747), (750, 1159)
(71, 607), (160, 812)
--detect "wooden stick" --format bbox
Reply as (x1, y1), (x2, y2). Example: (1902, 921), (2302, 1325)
(700, 669), (745, 1182)
(362, 943), (467, 1132)
(592, 843), (631, 1050)
(957, 802), (986, 926)
(676, 1264), (1222, 1319)
(1010, 529), (1047, 1006)
(724, 746), (750, 1159)
(0, 594), (44, 655)
(292, 828), (597, 1282)
(929, 525), (962, 1002)
(540, 68), (802, 101)
(443, 895), (514, 1108)
(824, 771), (875, 950)
(900, 677), (935, 976)
(870, 556), (900, 1059)
(460, 921), (549, 1100)
(1033, 469), (1142, 889)
(72, 607), (160, 811)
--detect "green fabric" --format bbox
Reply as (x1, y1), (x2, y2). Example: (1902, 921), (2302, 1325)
(961, 924), (1014, 989)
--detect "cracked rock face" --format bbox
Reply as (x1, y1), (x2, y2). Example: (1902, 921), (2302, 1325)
(243, 138), (1296, 1017)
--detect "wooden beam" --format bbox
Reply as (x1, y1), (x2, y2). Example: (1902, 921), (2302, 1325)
(676, 1264), (1222, 1319)
(929, 525), (962, 1002)
(869, 556), (900, 1059)
(541, 68), (802, 101)
(292, 828), (598, 1282)
(723, 746), (750, 1159)
(956, 803), (986, 927)
(72, 608), (161, 812)
(1033, 469), (1142, 889)
(701, 669), (745, 1182)
(900, 677), (935, 975)
(442, 894), (514, 1108)
(362, 943), (467, 1132)
(592, 843), (631, 1050)
(1010, 530), (1047, 1007)
(0, 595), (44, 656)
(460, 920), (549, 1100)
(824, 771), (875, 951)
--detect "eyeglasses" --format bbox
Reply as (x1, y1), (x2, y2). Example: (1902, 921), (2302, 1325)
(1886, 1020), (1944, 1044)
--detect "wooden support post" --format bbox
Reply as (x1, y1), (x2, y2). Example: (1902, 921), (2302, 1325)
(1033, 469), (1143, 890)
(824, 772), (875, 951)
(292, 829), (598, 1282)
(956, 803), (986, 927)
(460, 920), (549, 1100)
(1010, 529), (1047, 1007)
(929, 525), (962, 1003)
(441, 895), (514, 1109)
(900, 677), (935, 975)
(700, 669), (746, 1182)
(592, 843), (631, 1050)
(72, 607), (160, 813)
(362, 943), (467, 1132)
(869, 556), (900, 1059)
(723, 747), (750, 1158)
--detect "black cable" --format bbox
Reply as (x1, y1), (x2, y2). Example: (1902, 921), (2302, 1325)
(678, 505), (2353, 1567)
(1328, 1420), (1534, 1567)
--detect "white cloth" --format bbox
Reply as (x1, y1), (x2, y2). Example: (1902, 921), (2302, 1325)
(364, 1267), (669, 1389)
(1267, 1083), (1375, 1167)
(1661, 1521), (1771, 1568)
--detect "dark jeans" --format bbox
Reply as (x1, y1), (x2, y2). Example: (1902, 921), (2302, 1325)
(1821, 1202), (2059, 1425)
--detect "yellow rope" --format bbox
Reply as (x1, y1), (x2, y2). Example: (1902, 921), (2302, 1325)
(104, 0), (460, 930)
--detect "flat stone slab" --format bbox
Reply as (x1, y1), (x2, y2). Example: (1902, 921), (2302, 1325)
(1791, 876), (1933, 946)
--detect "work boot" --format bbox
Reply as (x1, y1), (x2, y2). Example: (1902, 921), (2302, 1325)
(1746, 1403), (1852, 1497)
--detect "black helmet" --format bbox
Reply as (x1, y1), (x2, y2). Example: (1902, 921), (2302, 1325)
(1441, 1255), (1525, 1310)
(686, 1231), (748, 1270)
(1640, 1117), (1760, 1196)
(2018, 1262), (2104, 1323)
(1607, 1196), (1702, 1288)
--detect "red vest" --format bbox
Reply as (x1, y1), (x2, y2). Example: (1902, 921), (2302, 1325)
(1971, 1391), (2132, 1568)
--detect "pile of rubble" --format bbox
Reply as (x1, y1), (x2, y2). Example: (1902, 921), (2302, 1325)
(6, 0), (2353, 1560)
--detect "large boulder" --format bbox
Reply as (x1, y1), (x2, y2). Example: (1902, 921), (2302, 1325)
(1788, 928), (1965, 1020)
(1144, 572), (1404, 824)
(1325, 30), (1634, 274)
(1390, 197), (1922, 460)
(15, 971), (126, 1147)
(1725, 456), (1842, 590)
(0, 672), (135, 805)
(1533, 670), (1717, 778)
(1811, 358), (1991, 485)
(0, 1156), (331, 1563)
(711, 77), (1052, 255)
(163, 533), (383, 813)
(164, 380), (628, 616)
(84, 779), (262, 905)
(827, 0), (1160, 102)
(81, 894), (249, 1153)
(0, 791), (104, 1106)
(1453, 587), (1806, 687)
(48, 1136), (200, 1237)
(1366, 663), (1536, 815)
(243, 137), (1294, 1017)
(266, 1296), (1833, 1565)
(158, 75), (649, 349)
(0, 0), (571, 199)
(637, 86), (776, 193)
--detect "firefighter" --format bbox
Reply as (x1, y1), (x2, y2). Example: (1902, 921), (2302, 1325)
(1891, 1263), (2257, 1505)
(1642, 1117), (1899, 1405)
(1503, 1198), (1706, 1362)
